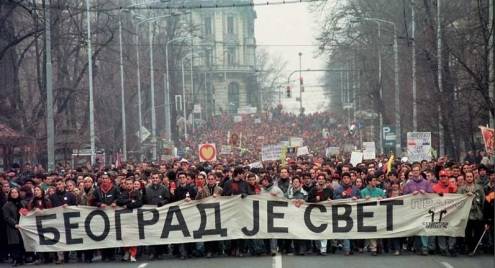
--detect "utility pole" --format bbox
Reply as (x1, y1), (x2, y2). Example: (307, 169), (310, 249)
(135, 24), (143, 161)
(298, 52), (303, 114)
(45, 0), (54, 171)
(118, 11), (127, 161)
(377, 23), (384, 154)
(85, 0), (96, 166)
(437, 0), (445, 156)
(490, 0), (494, 129)
(149, 22), (157, 161)
(393, 25), (401, 157)
(412, 0), (418, 131)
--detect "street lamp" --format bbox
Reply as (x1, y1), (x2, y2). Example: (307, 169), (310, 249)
(85, 0), (96, 166)
(166, 36), (193, 143)
(353, 17), (401, 156)
(298, 52), (303, 114)
(180, 52), (201, 140)
(133, 14), (182, 161)
(118, 10), (127, 162)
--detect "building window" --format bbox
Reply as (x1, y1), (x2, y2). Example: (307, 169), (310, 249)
(228, 82), (240, 113)
(226, 47), (236, 65)
(204, 48), (213, 66)
(204, 17), (212, 36)
(227, 16), (234, 34)
(247, 21), (254, 37)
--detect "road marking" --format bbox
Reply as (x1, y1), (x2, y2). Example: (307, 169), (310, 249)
(440, 261), (454, 268)
(272, 253), (282, 268)
(137, 263), (149, 268)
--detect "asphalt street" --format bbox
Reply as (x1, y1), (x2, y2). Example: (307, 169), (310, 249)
(2, 254), (492, 268)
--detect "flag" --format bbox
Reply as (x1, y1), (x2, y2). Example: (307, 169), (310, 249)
(384, 154), (395, 175)
(480, 126), (495, 155)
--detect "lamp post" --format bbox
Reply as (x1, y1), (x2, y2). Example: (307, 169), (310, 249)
(118, 10), (127, 161)
(45, 0), (54, 171)
(166, 36), (193, 142)
(437, 0), (445, 156)
(85, 0), (96, 165)
(354, 17), (400, 156)
(180, 52), (200, 140)
(134, 14), (178, 161)
(298, 52), (303, 114)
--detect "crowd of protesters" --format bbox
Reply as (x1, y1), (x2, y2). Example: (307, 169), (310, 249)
(1, 154), (494, 265)
(183, 108), (358, 159)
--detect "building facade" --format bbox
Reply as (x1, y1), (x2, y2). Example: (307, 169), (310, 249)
(188, 0), (258, 116)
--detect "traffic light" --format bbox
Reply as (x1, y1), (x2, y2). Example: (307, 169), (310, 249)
(286, 86), (291, 98)
(300, 76), (304, 92)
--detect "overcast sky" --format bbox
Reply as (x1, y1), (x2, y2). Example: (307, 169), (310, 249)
(254, 1), (330, 114)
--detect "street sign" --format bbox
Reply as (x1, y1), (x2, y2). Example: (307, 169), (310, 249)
(136, 126), (151, 143)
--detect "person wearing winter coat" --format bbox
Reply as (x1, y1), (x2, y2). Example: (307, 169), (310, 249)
(457, 171), (485, 255)
(93, 174), (120, 262)
(117, 178), (143, 262)
(2, 188), (26, 266)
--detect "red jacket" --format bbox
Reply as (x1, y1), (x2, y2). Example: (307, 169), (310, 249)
(432, 182), (457, 194)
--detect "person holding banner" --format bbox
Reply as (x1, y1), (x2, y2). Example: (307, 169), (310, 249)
(260, 175), (284, 256)
(458, 171), (485, 255)
(174, 172), (197, 259)
(2, 188), (26, 266)
(402, 163), (433, 256)
(334, 172), (360, 256)
(360, 176), (385, 256)
(202, 173), (223, 258)
(144, 172), (171, 260)
(117, 177), (144, 262)
(222, 167), (251, 257)
(93, 174), (120, 262)
(308, 173), (334, 256)
(432, 170), (458, 256)
(286, 176), (308, 255)
(78, 176), (96, 263)
(49, 178), (78, 264)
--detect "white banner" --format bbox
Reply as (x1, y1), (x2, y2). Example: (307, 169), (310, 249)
(350, 151), (363, 166)
(261, 144), (283, 161)
(363, 142), (376, 160)
(289, 137), (304, 147)
(325, 147), (340, 157)
(19, 194), (472, 252)
(407, 132), (432, 162)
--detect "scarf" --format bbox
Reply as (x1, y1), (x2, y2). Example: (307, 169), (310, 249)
(100, 180), (113, 194)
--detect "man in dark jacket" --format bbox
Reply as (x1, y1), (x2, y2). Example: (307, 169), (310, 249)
(144, 173), (170, 206)
(49, 179), (77, 264)
(172, 172), (197, 259)
(222, 167), (252, 197)
(144, 173), (171, 260)
(222, 167), (252, 256)
(93, 174), (120, 261)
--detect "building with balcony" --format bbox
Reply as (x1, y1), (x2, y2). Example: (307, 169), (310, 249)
(187, 0), (258, 116)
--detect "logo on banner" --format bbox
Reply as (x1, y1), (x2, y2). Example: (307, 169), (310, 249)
(423, 209), (448, 229)
(198, 144), (217, 162)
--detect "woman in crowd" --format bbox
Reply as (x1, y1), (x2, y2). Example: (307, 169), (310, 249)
(2, 188), (26, 266)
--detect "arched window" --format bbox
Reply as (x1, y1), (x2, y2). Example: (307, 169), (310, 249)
(228, 82), (240, 113)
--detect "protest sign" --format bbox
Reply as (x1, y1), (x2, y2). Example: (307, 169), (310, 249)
(220, 145), (232, 155)
(350, 151), (363, 166)
(325, 147), (340, 157)
(289, 137), (304, 147)
(296, 146), (310, 156)
(261, 144), (283, 161)
(480, 126), (494, 155)
(363, 142), (376, 160)
(20, 194), (472, 252)
(407, 132), (432, 162)
(198, 144), (217, 162)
